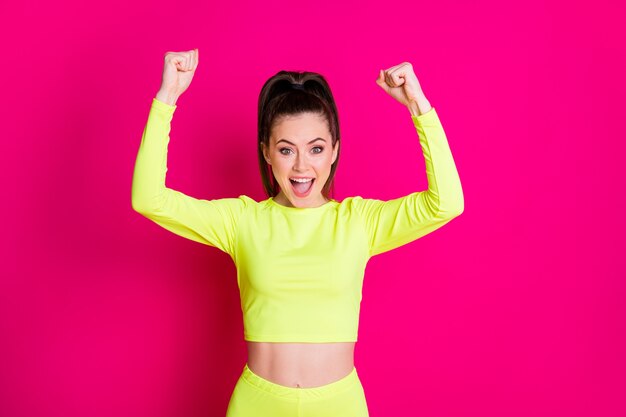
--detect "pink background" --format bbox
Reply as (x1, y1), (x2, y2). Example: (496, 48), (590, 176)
(2, 0), (625, 416)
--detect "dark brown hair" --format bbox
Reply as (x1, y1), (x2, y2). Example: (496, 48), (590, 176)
(257, 70), (341, 199)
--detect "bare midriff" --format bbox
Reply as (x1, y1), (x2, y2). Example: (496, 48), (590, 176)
(246, 341), (356, 388)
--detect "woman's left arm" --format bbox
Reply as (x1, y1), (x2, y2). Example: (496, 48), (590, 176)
(374, 61), (464, 216)
(351, 64), (464, 257)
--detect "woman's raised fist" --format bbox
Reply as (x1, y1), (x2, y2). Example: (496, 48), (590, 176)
(375, 62), (424, 108)
(157, 49), (199, 104)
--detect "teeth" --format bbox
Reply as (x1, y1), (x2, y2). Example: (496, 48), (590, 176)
(291, 178), (313, 183)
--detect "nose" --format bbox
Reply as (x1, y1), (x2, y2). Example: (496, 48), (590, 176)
(293, 151), (308, 172)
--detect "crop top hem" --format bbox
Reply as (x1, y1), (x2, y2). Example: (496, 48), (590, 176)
(244, 333), (358, 343)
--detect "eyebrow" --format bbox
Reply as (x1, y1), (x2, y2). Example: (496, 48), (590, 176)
(276, 137), (327, 146)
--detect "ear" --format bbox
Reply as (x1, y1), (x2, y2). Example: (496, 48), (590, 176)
(331, 140), (339, 165)
(261, 142), (272, 165)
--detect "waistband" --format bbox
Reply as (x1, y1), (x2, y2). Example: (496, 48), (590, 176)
(241, 363), (360, 399)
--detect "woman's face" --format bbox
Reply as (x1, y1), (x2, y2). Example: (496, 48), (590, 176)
(262, 112), (338, 208)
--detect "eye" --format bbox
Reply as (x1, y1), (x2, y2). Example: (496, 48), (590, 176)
(279, 147), (293, 155)
(312, 146), (324, 154)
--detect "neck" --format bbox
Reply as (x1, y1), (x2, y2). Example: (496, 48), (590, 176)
(273, 192), (330, 208)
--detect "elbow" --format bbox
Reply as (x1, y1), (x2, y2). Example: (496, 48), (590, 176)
(131, 188), (145, 214)
(132, 197), (162, 217)
(438, 194), (464, 218)
(131, 183), (159, 215)
(132, 189), (167, 217)
(450, 195), (465, 217)
(429, 179), (464, 219)
(449, 185), (465, 217)
(131, 198), (150, 216)
(452, 194), (464, 216)
(131, 178), (166, 215)
(131, 192), (157, 216)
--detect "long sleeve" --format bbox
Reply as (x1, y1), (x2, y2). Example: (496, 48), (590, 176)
(131, 98), (245, 256)
(352, 107), (464, 257)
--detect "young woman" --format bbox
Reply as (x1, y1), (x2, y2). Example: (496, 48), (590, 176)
(132, 48), (464, 417)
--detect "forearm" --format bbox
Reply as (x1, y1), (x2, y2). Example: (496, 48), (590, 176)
(131, 98), (177, 213)
(412, 108), (464, 217)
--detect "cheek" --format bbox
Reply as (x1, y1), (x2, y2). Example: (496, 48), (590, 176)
(272, 160), (290, 177)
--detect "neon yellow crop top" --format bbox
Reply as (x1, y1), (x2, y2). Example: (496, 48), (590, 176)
(132, 98), (464, 343)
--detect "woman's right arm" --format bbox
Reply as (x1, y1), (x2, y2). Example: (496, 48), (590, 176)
(131, 97), (245, 256)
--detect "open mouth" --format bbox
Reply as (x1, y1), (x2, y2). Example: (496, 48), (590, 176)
(290, 178), (315, 197)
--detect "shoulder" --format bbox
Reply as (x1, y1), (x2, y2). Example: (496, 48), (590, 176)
(234, 194), (275, 212)
(337, 195), (383, 210)
(333, 195), (382, 218)
(208, 195), (256, 215)
(236, 194), (256, 205)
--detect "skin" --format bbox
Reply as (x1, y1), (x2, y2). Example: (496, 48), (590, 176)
(155, 50), (432, 388)
(261, 112), (339, 208)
